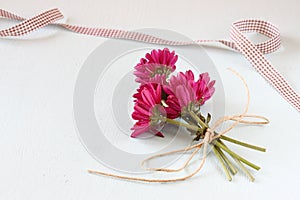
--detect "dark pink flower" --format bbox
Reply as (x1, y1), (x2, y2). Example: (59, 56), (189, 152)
(133, 48), (178, 84)
(131, 83), (166, 138)
(164, 70), (215, 110)
(164, 94), (181, 119)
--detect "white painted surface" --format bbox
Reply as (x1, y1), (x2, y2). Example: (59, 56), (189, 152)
(0, 0), (299, 199)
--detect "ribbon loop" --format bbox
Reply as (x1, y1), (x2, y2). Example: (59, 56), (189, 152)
(232, 19), (281, 54)
(230, 20), (300, 112)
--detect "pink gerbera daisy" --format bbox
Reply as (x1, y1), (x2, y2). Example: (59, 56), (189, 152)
(195, 72), (216, 105)
(131, 83), (166, 138)
(133, 48), (178, 84)
(164, 70), (215, 111)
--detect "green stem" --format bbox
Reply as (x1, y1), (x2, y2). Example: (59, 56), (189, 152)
(234, 158), (255, 182)
(163, 117), (201, 132)
(215, 141), (261, 171)
(189, 111), (208, 129)
(218, 140), (255, 182)
(213, 146), (232, 181)
(215, 143), (238, 175)
(220, 135), (266, 152)
(182, 116), (197, 127)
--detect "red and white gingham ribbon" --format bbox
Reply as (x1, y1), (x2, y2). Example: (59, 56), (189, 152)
(1, 8), (299, 112)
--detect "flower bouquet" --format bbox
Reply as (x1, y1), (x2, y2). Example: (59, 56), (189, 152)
(89, 48), (269, 182)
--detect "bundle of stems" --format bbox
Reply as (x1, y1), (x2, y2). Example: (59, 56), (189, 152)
(163, 109), (265, 182)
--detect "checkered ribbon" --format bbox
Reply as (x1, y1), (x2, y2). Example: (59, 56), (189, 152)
(1, 8), (299, 112)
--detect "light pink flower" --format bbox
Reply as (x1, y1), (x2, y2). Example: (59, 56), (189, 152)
(195, 72), (216, 105)
(131, 83), (166, 138)
(164, 70), (215, 110)
(133, 48), (178, 84)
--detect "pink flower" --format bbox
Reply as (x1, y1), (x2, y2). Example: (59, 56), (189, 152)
(164, 94), (181, 119)
(164, 70), (215, 110)
(195, 72), (216, 105)
(133, 48), (178, 84)
(131, 83), (166, 138)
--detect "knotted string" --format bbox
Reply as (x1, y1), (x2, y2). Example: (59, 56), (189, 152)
(0, 8), (299, 111)
(87, 68), (269, 182)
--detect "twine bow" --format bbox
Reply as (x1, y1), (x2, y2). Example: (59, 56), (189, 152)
(88, 69), (269, 182)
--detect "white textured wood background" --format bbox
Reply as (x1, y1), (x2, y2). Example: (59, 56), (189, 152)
(0, 0), (299, 199)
